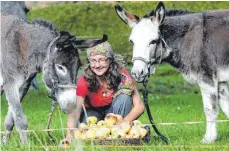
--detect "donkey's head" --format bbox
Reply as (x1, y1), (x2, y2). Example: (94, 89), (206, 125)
(45, 31), (107, 114)
(115, 2), (169, 82)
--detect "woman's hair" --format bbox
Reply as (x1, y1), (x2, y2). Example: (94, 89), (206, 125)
(83, 58), (122, 92)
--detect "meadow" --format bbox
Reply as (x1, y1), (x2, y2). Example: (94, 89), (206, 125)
(1, 1), (229, 151)
(1, 64), (229, 151)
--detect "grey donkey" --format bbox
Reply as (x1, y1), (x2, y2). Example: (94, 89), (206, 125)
(115, 2), (229, 143)
(1, 13), (108, 144)
(1, 1), (39, 90)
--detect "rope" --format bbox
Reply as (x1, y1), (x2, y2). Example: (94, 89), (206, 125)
(1, 120), (228, 134)
(34, 145), (229, 149)
(32, 131), (49, 151)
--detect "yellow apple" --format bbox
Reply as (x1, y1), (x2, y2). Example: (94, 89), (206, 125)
(128, 126), (140, 138)
(111, 129), (126, 139)
(62, 143), (70, 149)
(80, 129), (88, 139)
(132, 120), (142, 126)
(73, 129), (81, 139)
(116, 129), (126, 139)
(103, 127), (111, 134)
(115, 114), (123, 122)
(85, 129), (96, 139)
(125, 134), (132, 139)
(87, 116), (98, 126)
(139, 128), (147, 138)
(111, 126), (119, 135)
(79, 123), (87, 129)
(105, 114), (118, 126)
(120, 122), (131, 133)
(97, 120), (106, 126)
(95, 128), (107, 139)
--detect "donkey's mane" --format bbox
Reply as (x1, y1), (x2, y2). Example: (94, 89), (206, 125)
(166, 9), (194, 16)
(143, 9), (194, 18)
(30, 19), (58, 33)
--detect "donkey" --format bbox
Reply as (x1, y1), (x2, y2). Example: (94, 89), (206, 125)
(0, 1), (29, 20)
(115, 2), (229, 143)
(1, 1), (40, 90)
(1, 13), (107, 144)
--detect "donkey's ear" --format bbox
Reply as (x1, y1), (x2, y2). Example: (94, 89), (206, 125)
(115, 4), (139, 28)
(154, 1), (165, 25)
(72, 34), (108, 50)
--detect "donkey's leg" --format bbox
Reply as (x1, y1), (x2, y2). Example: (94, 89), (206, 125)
(4, 86), (28, 144)
(218, 82), (229, 118)
(20, 75), (36, 101)
(2, 109), (14, 144)
(199, 82), (219, 144)
(19, 82), (31, 101)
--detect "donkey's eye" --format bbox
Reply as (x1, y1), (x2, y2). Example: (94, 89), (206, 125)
(56, 64), (63, 70)
(149, 40), (157, 45)
(55, 64), (67, 76)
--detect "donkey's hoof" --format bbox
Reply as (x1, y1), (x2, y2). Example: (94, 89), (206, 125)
(2, 135), (8, 144)
(201, 136), (216, 144)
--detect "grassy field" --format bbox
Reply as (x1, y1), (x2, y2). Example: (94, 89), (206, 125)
(1, 64), (229, 151)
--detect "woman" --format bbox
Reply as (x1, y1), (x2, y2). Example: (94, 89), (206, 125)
(63, 40), (145, 142)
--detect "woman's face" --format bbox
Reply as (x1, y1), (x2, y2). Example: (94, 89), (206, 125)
(89, 54), (110, 76)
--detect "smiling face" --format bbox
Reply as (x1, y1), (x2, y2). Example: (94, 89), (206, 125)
(89, 54), (110, 76)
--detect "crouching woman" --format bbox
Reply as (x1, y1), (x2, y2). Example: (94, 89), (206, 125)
(63, 40), (145, 142)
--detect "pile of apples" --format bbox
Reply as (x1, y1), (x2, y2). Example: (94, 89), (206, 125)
(73, 113), (148, 140)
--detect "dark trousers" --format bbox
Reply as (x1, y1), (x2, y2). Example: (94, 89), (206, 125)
(80, 94), (133, 123)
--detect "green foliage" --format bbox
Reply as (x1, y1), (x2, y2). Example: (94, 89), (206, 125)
(28, 1), (229, 55)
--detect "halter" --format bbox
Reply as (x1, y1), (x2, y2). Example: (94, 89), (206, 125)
(132, 37), (168, 144)
(44, 35), (78, 143)
(46, 34), (78, 101)
(132, 37), (166, 83)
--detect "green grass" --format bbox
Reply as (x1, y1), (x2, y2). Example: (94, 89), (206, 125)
(1, 64), (229, 151)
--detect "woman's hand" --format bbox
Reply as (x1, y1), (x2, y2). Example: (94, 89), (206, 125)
(116, 119), (130, 125)
(59, 135), (72, 149)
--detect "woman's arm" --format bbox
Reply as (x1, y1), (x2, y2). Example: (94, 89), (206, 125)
(122, 86), (145, 123)
(65, 96), (84, 141)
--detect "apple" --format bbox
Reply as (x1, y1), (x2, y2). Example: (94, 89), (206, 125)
(105, 113), (118, 126)
(85, 129), (96, 139)
(62, 143), (70, 149)
(115, 114), (123, 122)
(132, 120), (142, 126)
(111, 129), (126, 139)
(111, 126), (119, 135)
(97, 120), (106, 126)
(95, 128), (107, 139)
(79, 123), (87, 129)
(139, 128), (147, 138)
(103, 127), (111, 134)
(73, 129), (81, 139)
(87, 116), (98, 126)
(120, 122), (131, 133)
(80, 129), (88, 140)
(128, 126), (140, 138)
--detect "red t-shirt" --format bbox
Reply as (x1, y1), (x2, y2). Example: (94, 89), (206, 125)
(76, 68), (134, 107)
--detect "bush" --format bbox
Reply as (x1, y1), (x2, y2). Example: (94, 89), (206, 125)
(28, 1), (229, 55)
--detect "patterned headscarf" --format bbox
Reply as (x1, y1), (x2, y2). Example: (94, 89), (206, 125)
(86, 41), (125, 67)
(87, 41), (113, 59)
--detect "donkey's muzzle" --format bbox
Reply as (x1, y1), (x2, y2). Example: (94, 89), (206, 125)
(56, 89), (77, 114)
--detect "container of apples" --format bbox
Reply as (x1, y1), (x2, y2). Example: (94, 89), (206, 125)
(73, 113), (150, 145)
